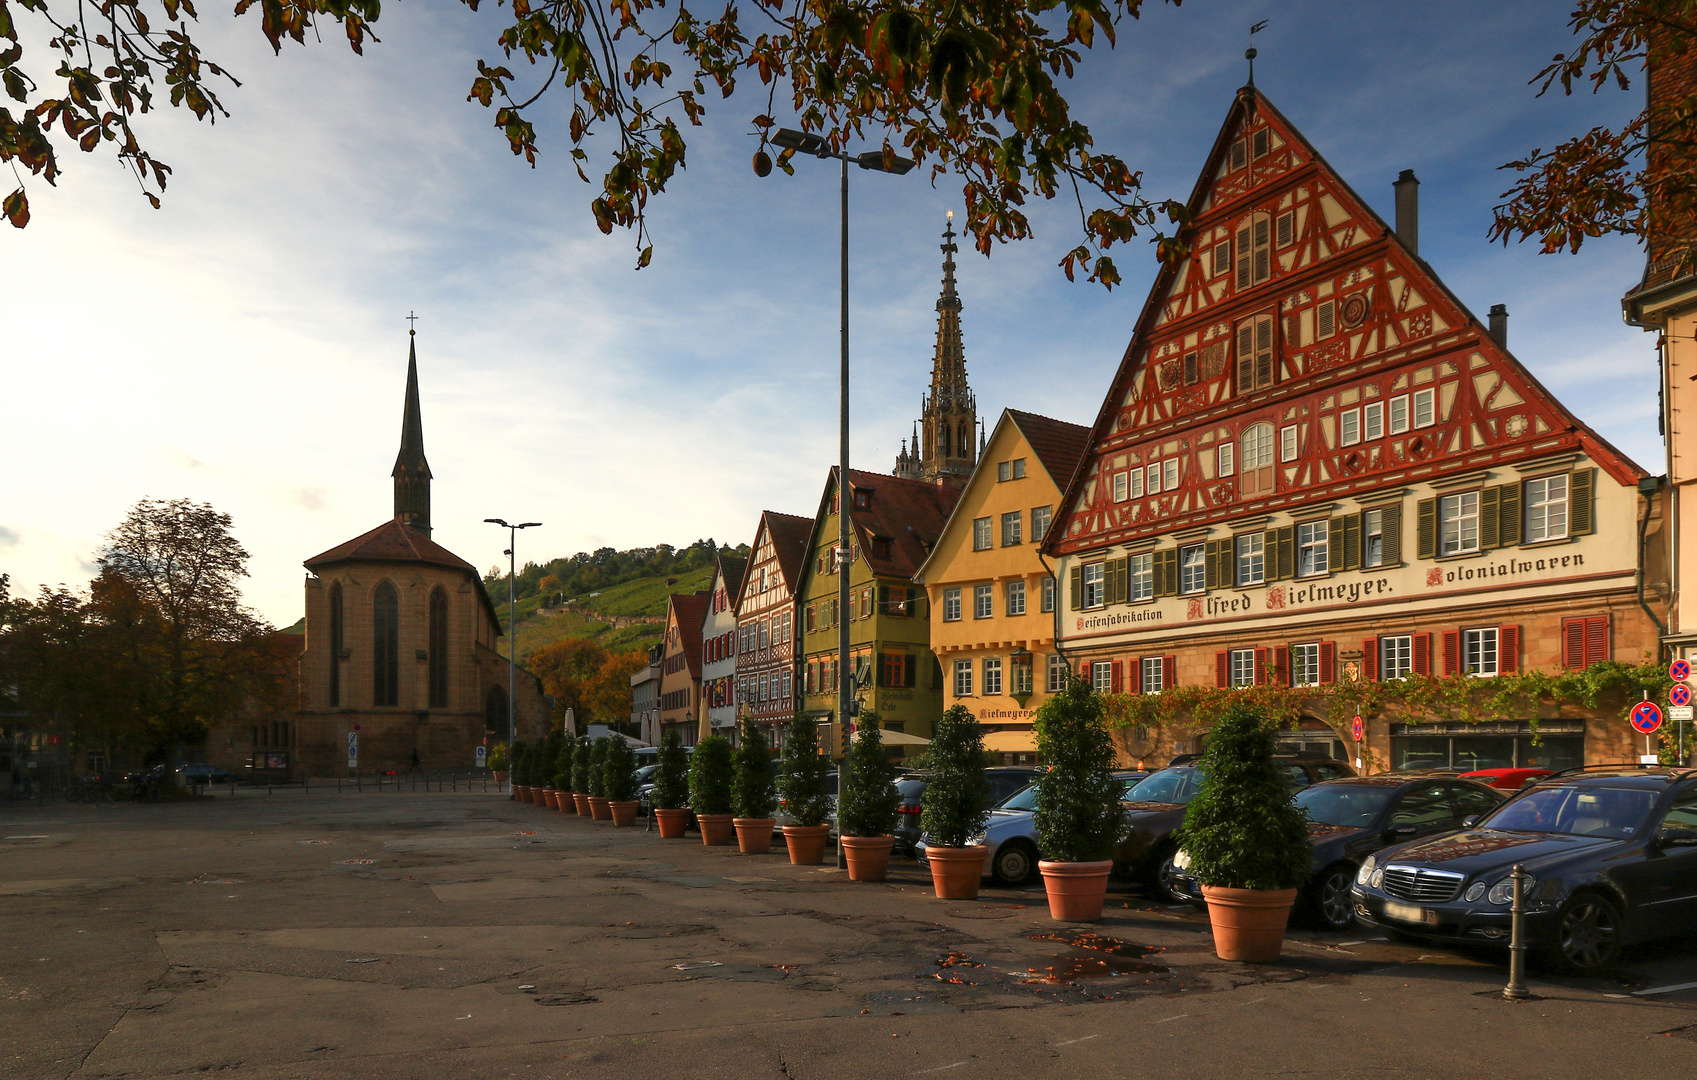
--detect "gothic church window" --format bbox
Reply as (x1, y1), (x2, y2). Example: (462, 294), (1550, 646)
(328, 581), (344, 707)
(428, 587), (449, 709)
(374, 581), (400, 707)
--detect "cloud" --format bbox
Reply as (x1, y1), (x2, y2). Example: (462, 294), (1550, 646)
(290, 487), (329, 512)
(0, 525), (18, 547)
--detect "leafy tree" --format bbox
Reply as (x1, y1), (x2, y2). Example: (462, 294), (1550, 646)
(529, 635), (650, 725)
(778, 712), (833, 826)
(488, 741), (509, 773)
(919, 704), (990, 848)
(1032, 676), (1122, 862)
(602, 735), (637, 800)
(1182, 703), (1312, 891)
(652, 726), (690, 810)
(1490, 1), (1697, 273)
(586, 736), (610, 796)
(688, 733), (735, 815)
(3, 0), (1183, 284)
(837, 709), (900, 837)
(732, 718), (777, 819)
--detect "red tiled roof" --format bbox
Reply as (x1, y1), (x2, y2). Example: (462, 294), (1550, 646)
(717, 554), (748, 602)
(1006, 410), (1092, 491)
(303, 517), (502, 629)
(842, 469), (962, 579)
(667, 592), (712, 678)
(763, 511), (814, 590)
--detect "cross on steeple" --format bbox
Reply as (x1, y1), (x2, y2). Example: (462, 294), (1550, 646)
(406, 311), (420, 335)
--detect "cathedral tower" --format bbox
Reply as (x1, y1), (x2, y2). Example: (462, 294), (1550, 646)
(392, 332), (433, 534)
(894, 213), (978, 485)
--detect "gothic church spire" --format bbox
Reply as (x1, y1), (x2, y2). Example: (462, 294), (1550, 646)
(392, 331), (433, 534)
(894, 212), (977, 485)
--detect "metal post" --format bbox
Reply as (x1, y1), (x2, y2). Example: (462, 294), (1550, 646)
(1503, 863), (1530, 1000)
(507, 531), (516, 794)
(837, 151), (851, 871)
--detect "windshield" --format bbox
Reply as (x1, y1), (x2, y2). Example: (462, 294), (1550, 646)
(998, 784), (1039, 812)
(1482, 786), (1658, 839)
(1296, 784), (1395, 828)
(1125, 768), (1205, 805)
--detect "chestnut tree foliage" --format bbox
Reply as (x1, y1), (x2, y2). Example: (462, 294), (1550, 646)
(1490, 0), (1697, 269)
(1, 0), (1186, 285)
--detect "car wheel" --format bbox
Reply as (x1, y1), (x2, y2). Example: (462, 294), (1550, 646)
(1308, 865), (1357, 932)
(1551, 892), (1622, 974)
(1146, 843), (1186, 903)
(992, 841), (1038, 886)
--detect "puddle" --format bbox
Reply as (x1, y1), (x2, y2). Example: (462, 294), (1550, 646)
(1020, 930), (1171, 982)
(931, 951), (987, 985)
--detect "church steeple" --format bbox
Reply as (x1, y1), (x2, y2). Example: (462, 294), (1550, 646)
(894, 212), (977, 485)
(392, 331), (433, 535)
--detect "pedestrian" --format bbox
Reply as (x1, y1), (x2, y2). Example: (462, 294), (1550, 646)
(410, 749), (421, 773)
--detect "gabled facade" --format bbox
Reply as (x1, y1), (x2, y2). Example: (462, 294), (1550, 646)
(734, 511), (814, 746)
(915, 410), (1090, 763)
(797, 469), (960, 757)
(1048, 86), (1668, 772)
(700, 553), (748, 738)
(658, 592), (710, 746)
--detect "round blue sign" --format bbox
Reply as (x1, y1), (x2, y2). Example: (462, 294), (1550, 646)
(1631, 701), (1664, 734)
(1673, 684), (1692, 708)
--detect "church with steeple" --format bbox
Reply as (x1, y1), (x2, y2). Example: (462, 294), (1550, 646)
(894, 213), (980, 486)
(289, 332), (549, 776)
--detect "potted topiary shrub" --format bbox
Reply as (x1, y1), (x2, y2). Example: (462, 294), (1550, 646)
(837, 709), (901, 881)
(920, 704), (992, 900)
(651, 728), (692, 838)
(586, 737), (612, 820)
(778, 713), (833, 864)
(539, 731), (561, 809)
(509, 740), (530, 802)
(732, 718), (778, 854)
(1183, 703), (1314, 962)
(1033, 676), (1125, 921)
(553, 735), (577, 814)
(602, 735), (640, 826)
(570, 735), (593, 815)
(488, 742), (508, 784)
(688, 734), (736, 845)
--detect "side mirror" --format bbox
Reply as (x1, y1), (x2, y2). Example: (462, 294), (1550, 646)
(1382, 824), (1418, 842)
(1462, 815), (1481, 828)
(1657, 827), (1697, 848)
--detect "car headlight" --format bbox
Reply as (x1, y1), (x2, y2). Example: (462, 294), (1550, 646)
(1487, 876), (1534, 905)
(1370, 867), (1384, 888)
(1356, 856), (1376, 886)
(1464, 882), (1486, 903)
(1172, 849), (1192, 871)
(966, 832), (985, 846)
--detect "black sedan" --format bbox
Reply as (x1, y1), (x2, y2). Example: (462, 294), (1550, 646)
(1351, 765), (1697, 973)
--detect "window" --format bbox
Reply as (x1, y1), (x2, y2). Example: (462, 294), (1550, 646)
(942, 588), (962, 622)
(1179, 544), (1206, 595)
(1212, 239), (1231, 275)
(1082, 563), (1105, 608)
(1011, 458), (1025, 478)
(1183, 351), (1199, 385)
(859, 589), (872, 620)
(1216, 442), (1235, 476)
(1236, 313), (1275, 392)
(996, 458), (1026, 482)
(1006, 579), (1027, 616)
(1525, 474), (1569, 542)
(1296, 520), (1329, 577)
(1316, 299), (1336, 339)
(1240, 422), (1274, 497)
(1340, 409), (1360, 447)
(1290, 643), (1321, 687)
(1113, 471), (1129, 502)
(1142, 656), (1165, 693)
(1230, 137), (1247, 171)
(1129, 552), (1154, 602)
(1163, 459), (1179, 491)
(1147, 462), (1162, 495)
(1041, 575), (1055, 613)
(1363, 508), (1385, 568)
(1229, 648), (1257, 688)
(1440, 492), (1480, 555)
(373, 581), (399, 707)
(1252, 127), (1270, 158)
(1389, 395), (1410, 434)
(1236, 532), (1266, 585)
(782, 670), (792, 701)
(954, 659), (973, 696)
(425, 587), (448, 708)
(1413, 387), (1436, 428)
(1011, 655), (1034, 696)
(872, 536), (892, 559)
(1370, 635), (1411, 681)
(972, 517), (993, 550)
(879, 652), (905, 688)
(983, 658), (1004, 696)
(1047, 654), (1068, 692)
(1280, 424), (1298, 462)
(1363, 401), (1384, 440)
(1032, 505), (1053, 541)
(973, 584), (993, 619)
(1463, 628), (1499, 676)
(1562, 615), (1611, 669)
(759, 619), (771, 650)
(1276, 210), (1295, 248)
(327, 581), (343, 707)
(997, 461), (1009, 482)
(1091, 661), (1114, 694)
(1002, 511), (1023, 546)
(1128, 468), (1145, 499)
(853, 489), (871, 510)
(1235, 214), (1271, 289)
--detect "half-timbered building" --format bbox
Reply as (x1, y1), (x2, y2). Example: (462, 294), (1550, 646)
(657, 591), (710, 746)
(700, 553), (748, 740)
(733, 511), (814, 747)
(1047, 86), (1670, 773)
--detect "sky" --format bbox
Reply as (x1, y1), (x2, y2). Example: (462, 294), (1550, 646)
(2, 0), (1656, 628)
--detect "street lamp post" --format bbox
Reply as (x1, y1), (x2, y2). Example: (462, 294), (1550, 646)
(484, 517), (542, 795)
(767, 127), (914, 866)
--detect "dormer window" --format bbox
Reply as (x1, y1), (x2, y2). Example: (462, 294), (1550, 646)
(872, 537), (892, 559)
(853, 490), (872, 510)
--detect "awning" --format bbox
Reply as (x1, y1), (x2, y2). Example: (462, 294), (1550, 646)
(984, 730), (1037, 753)
(860, 730), (931, 746)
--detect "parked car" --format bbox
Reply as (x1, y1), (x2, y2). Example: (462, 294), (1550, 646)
(1118, 758), (1356, 902)
(1460, 767), (1554, 791)
(1351, 765), (1697, 972)
(1166, 774), (1506, 928)
(894, 766), (1044, 855)
(773, 770), (839, 834)
(178, 764), (235, 786)
(915, 771), (1149, 886)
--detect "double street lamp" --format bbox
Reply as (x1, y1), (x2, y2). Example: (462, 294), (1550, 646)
(484, 517), (542, 793)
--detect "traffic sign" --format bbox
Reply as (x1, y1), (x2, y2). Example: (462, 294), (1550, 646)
(347, 731), (360, 768)
(1631, 701), (1664, 734)
(1672, 684), (1692, 708)
(1671, 658), (1691, 683)
(475, 745), (487, 768)
(1351, 715), (1364, 741)
(1670, 706), (1694, 723)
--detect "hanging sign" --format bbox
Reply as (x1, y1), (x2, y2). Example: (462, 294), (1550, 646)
(1351, 715), (1364, 741)
(1630, 701), (1664, 735)
(1672, 684), (1692, 709)
(1671, 658), (1691, 683)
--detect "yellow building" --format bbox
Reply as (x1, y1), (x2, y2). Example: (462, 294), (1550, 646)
(915, 410), (1090, 762)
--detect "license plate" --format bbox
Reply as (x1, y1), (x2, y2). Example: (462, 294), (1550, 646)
(1382, 900), (1437, 926)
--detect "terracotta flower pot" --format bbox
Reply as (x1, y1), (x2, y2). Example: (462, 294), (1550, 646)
(494, 771), (507, 784)
(654, 807), (690, 838)
(734, 818), (776, 854)
(1039, 860), (1114, 922)
(572, 793), (591, 815)
(841, 835), (895, 881)
(1201, 885), (1298, 963)
(783, 825), (830, 865)
(540, 788), (556, 809)
(926, 846), (988, 900)
(588, 796), (611, 821)
(609, 800), (640, 826)
(557, 790), (577, 814)
(697, 813), (736, 846)
(512, 784), (527, 802)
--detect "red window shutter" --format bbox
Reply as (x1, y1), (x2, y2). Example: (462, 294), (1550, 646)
(1164, 655), (1177, 689)
(1132, 658), (1144, 695)
(1274, 645), (1290, 687)
(1562, 617), (1585, 670)
(1254, 647), (1270, 686)
(1216, 651), (1229, 688)
(1111, 661), (1124, 694)
(1362, 638), (1379, 681)
(1413, 633), (1431, 677)
(1320, 642), (1336, 684)
(1584, 615), (1611, 667)
(1079, 659), (1090, 681)
(1498, 626), (1520, 674)
(1442, 631), (1461, 676)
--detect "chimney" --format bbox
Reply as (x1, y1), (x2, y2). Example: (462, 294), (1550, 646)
(1393, 169), (1419, 254)
(1488, 304), (1509, 348)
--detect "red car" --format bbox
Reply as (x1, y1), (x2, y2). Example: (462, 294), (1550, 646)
(1459, 767), (1553, 791)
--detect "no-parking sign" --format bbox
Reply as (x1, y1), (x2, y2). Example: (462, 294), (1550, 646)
(1631, 701), (1664, 735)
(1671, 658), (1691, 683)
(1351, 715), (1364, 741)
(1672, 684), (1692, 709)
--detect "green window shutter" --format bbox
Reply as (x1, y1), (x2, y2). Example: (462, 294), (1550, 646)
(1382, 504), (1403, 565)
(1069, 566), (1083, 610)
(1108, 558), (1128, 605)
(1151, 551), (1167, 597)
(1497, 483), (1522, 547)
(904, 653), (916, 688)
(1342, 514), (1361, 571)
(1161, 549), (1180, 597)
(1262, 529), (1279, 579)
(1570, 468), (1595, 535)
(1328, 517), (1345, 574)
(1416, 498), (1437, 559)
(1276, 526), (1295, 581)
(1205, 539), (1225, 589)
(1480, 485), (1501, 550)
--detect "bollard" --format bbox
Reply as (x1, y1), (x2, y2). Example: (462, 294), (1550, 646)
(1503, 863), (1530, 1000)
